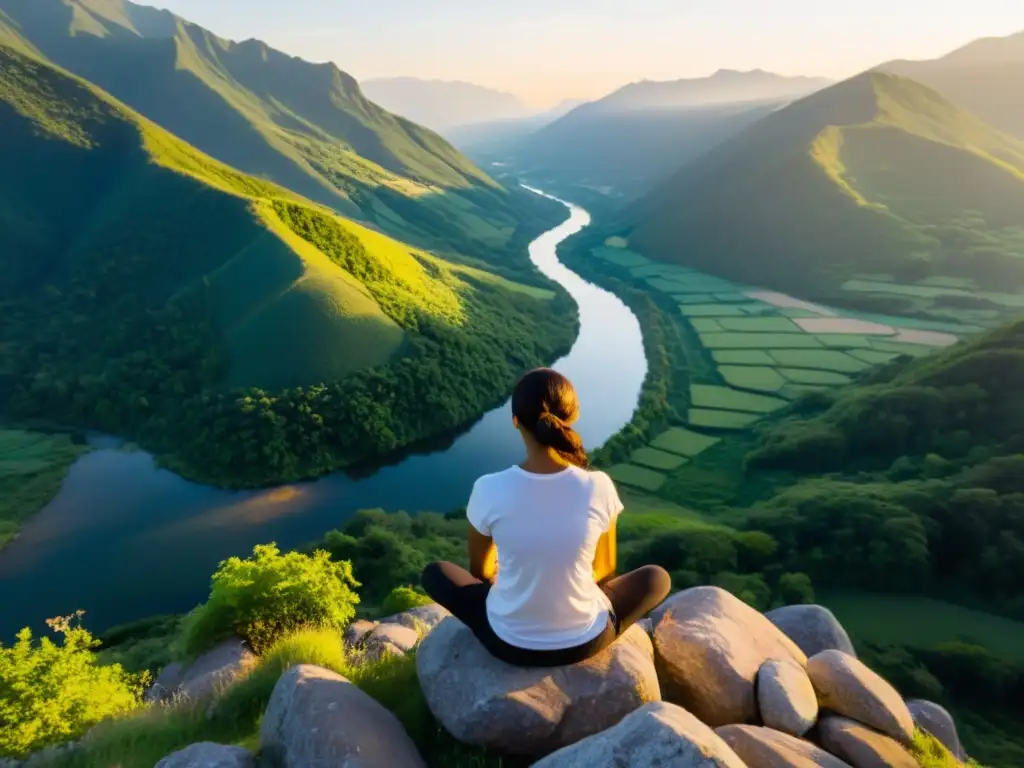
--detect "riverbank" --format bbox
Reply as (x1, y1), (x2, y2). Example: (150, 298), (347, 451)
(0, 428), (87, 552)
(0, 194), (648, 640)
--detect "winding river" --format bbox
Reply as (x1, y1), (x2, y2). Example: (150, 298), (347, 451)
(0, 191), (647, 639)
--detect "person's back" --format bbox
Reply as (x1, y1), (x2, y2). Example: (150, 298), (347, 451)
(422, 367), (671, 668)
(468, 464), (620, 649)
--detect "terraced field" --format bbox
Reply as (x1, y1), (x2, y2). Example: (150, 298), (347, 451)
(588, 243), (988, 495)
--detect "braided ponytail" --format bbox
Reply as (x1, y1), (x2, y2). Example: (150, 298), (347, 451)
(512, 369), (590, 469)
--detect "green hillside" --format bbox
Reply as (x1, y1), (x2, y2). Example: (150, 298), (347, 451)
(627, 72), (1024, 311)
(0, 43), (575, 487)
(883, 31), (1024, 139)
(0, 0), (558, 267)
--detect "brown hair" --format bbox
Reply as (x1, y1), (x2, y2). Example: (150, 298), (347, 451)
(511, 368), (589, 469)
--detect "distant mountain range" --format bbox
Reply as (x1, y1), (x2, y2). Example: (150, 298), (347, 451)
(508, 70), (829, 200)
(361, 77), (535, 133)
(626, 70), (1024, 297)
(590, 69), (832, 112)
(445, 98), (586, 152)
(0, 0), (557, 266)
(881, 30), (1024, 139)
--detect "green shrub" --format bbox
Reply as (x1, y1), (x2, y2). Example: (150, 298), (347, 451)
(181, 544), (360, 656)
(0, 613), (148, 759)
(911, 729), (983, 767)
(380, 586), (434, 617)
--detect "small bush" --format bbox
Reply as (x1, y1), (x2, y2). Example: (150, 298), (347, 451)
(0, 613), (148, 759)
(181, 544), (360, 656)
(380, 586), (434, 616)
(911, 729), (983, 767)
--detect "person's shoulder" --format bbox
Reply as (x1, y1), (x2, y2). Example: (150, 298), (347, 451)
(580, 467), (615, 488)
(473, 466), (519, 490)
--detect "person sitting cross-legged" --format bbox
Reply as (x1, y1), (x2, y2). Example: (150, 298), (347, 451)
(422, 367), (671, 667)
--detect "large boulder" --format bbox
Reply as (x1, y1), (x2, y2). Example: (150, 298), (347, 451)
(652, 586), (807, 726)
(179, 639), (256, 703)
(758, 659), (818, 737)
(533, 702), (747, 768)
(806, 651), (914, 747)
(155, 742), (255, 768)
(364, 623), (420, 660)
(417, 618), (660, 756)
(817, 715), (917, 768)
(766, 606), (857, 658)
(260, 665), (425, 767)
(343, 620), (378, 648)
(145, 662), (185, 703)
(717, 724), (853, 767)
(907, 699), (966, 761)
(381, 603), (450, 634)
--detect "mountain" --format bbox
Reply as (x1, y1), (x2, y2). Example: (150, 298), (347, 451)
(509, 70), (829, 201)
(360, 77), (532, 133)
(0, 0), (557, 268)
(0, 42), (574, 487)
(882, 30), (1024, 139)
(626, 71), (1024, 299)
(593, 69), (831, 112)
(447, 98), (587, 153)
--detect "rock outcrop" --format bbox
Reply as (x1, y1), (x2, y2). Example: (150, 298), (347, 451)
(364, 623), (420, 660)
(908, 699), (967, 760)
(381, 603), (450, 634)
(154, 742), (255, 768)
(717, 724), (853, 767)
(817, 715), (918, 768)
(343, 619), (377, 648)
(261, 664), (426, 767)
(652, 586), (807, 726)
(416, 618), (660, 756)
(758, 658), (818, 737)
(807, 650), (915, 747)
(143, 640), (255, 705)
(766, 605), (857, 658)
(532, 702), (747, 768)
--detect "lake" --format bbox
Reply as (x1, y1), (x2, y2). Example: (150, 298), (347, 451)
(0, 191), (647, 639)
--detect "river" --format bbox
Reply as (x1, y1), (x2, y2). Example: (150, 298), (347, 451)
(0, 191), (647, 639)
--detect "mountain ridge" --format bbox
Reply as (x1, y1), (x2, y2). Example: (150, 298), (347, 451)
(626, 70), (1024, 297)
(361, 76), (533, 132)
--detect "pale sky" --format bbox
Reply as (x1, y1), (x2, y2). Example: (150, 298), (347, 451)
(154, 0), (1023, 107)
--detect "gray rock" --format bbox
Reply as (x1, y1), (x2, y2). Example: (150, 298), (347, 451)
(155, 742), (255, 768)
(766, 605), (857, 658)
(533, 702), (746, 768)
(416, 618), (660, 756)
(759, 658), (819, 737)
(261, 664), (426, 767)
(817, 715), (917, 768)
(367, 623), (419, 653)
(807, 651), (914, 747)
(146, 662), (185, 703)
(381, 603), (450, 634)
(907, 699), (966, 761)
(717, 724), (853, 767)
(179, 639), (256, 703)
(19, 742), (83, 767)
(343, 620), (378, 648)
(652, 586), (807, 726)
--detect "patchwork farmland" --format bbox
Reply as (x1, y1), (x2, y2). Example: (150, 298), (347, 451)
(590, 242), (993, 496)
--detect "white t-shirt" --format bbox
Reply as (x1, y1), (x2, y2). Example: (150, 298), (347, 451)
(467, 464), (624, 650)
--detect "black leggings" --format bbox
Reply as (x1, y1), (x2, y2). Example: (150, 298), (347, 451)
(421, 561), (671, 667)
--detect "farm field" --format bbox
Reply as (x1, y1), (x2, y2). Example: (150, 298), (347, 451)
(588, 243), (989, 499)
(820, 590), (1024, 665)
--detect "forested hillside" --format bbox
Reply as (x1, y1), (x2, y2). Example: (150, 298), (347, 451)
(511, 70), (827, 202)
(0, 0), (559, 267)
(883, 30), (1024, 139)
(627, 72), (1024, 306)
(0, 43), (576, 488)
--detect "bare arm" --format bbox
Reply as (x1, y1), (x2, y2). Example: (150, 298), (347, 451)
(468, 525), (498, 584)
(593, 517), (618, 586)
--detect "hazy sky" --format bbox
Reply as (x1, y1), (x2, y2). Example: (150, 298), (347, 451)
(155, 0), (1022, 107)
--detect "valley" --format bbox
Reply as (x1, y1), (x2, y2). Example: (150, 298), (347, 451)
(2, 2), (1024, 766)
